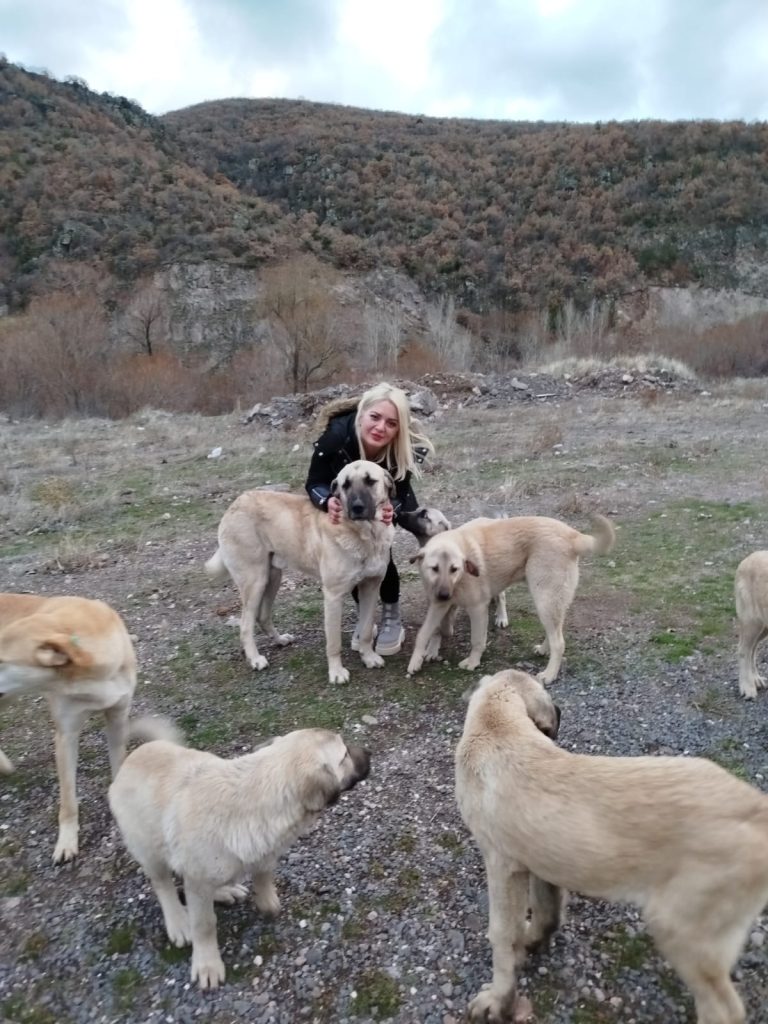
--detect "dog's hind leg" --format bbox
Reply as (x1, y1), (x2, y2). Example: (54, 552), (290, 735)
(103, 696), (132, 779)
(252, 869), (281, 916)
(467, 851), (530, 1022)
(525, 876), (564, 953)
(186, 884), (226, 989)
(494, 592), (508, 629)
(737, 619), (767, 699)
(149, 866), (192, 947)
(528, 558), (578, 685)
(49, 701), (90, 863)
(237, 571), (271, 670)
(257, 564), (294, 647)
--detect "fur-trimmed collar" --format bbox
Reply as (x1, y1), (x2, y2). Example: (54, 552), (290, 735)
(312, 396), (360, 434)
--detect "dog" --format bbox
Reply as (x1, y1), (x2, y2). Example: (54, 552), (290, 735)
(456, 669), (768, 1024)
(0, 593), (137, 863)
(735, 550), (768, 700)
(397, 506), (452, 545)
(205, 460), (395, 684)
(407, 513), (616, 682)
(109, 723), (371, 989)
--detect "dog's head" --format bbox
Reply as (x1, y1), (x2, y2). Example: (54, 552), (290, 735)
(0, 617), (94, 699)
(397, 506), (451, 546)
(410, 533), (478, 602)
(272, 728), (371, 813)
(330, 460), (395, 522)
(465, 670), (561, 740)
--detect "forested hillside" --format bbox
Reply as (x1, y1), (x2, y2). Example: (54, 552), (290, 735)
(3, 58), (768, 318)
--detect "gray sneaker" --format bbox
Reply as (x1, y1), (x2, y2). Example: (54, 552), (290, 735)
(376, 602), (405, 656)
(351, 622), (377, 651)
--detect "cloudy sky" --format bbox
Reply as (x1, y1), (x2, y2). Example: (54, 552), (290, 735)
(3, 0), (767, 122)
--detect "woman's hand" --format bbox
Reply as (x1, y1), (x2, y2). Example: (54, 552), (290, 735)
(381, 502), (394, 525)
(327, 495), (343, 524)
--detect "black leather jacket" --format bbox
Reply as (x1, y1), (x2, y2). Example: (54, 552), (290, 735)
(305, 410), (424, 521)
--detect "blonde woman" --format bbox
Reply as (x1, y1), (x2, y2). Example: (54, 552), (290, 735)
(305, 383), (435, 655)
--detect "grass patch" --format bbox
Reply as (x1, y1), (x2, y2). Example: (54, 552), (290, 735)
(106, 924), (135, 955)
(112, 967), (143, 1011)
(351, 969), (402, 1020)
(1, 997), (59, 1024)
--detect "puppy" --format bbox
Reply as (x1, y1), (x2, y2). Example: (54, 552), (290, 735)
(109, 725), (371, 989)
(408, 513), (615, 682)
(456, 669), (768, 1024)
(0, 593), (136, 863)
(735, 550), (768, 699)
(205, 460), (394, 683)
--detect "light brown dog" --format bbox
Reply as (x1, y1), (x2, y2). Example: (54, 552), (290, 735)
(0, 593), (137, 862)
(205, 460), (395, 683)
(735, 550), (768, 700)
(109, 724), (370, 989)
(407, 514), (615, 682)
(456, 669), (768, 1024)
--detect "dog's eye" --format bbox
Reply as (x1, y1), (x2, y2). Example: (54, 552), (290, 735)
(342, 479), (351, 490)
(450, 565), (459, 574)
(364, 474), (374, 487)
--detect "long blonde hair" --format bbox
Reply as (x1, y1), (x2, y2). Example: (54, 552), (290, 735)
(354, 382), (435, 482)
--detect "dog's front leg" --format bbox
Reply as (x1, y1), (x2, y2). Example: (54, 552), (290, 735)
(459, 604), (490, 670)
(468, 852), (529, 1022)
(186, 884), (226, 990)
(407, 603), (453, 675)
(525, 875), (565, 953)
(324, 592), (349, 683)
(356, 578), (384, 669)
(50, 705), (89, 863)
(494, 592), (509, 629)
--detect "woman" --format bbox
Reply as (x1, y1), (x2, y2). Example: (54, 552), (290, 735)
(305, 382), (435, 655)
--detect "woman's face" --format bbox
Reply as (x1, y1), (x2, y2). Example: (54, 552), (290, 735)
(359, 399), (399, 457)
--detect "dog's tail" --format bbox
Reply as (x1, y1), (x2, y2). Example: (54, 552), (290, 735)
(127, 715), (186, 747)
(205, 547), (229, 581)
(574, 514), (616, 557)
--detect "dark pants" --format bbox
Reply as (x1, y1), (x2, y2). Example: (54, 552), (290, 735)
(352, 551), (399, 605)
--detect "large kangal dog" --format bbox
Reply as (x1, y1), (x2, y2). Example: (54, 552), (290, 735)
(456, 669), (768, 1024)
(407, 514), (615, 682)
(109, 723), (370, 989)
(735, 550), (768, 700)
(0, 593), (136, 862)
(205, 460), (395, 683)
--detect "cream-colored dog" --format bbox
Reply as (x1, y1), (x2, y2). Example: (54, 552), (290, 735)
(735, 550), (768, 700)
(408, 514), (615, 682)
(0, 593), (136, 863)
(109, 724), (371, 989)
(205, 460), (395, 684)
(456, 669), (768, 1024)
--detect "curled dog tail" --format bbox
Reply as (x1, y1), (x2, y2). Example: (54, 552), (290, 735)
(205, 547), (229, 581)
(574, 514), (616, 557)
(127, 715), (185, 747)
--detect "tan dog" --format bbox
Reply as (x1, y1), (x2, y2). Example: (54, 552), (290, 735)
(109, 724), (370, 990)
(0, 593), (136, 862)
(407, 514), (615, 682)
(456, 669), (768, 1024)
(205, 460), (395, 683)
(735, 550), (768, 700)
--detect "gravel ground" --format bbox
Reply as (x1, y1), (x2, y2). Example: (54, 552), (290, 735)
(1, 373), (767, 1024)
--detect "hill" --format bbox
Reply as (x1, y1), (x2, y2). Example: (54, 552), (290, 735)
(3, 59), (768, 320)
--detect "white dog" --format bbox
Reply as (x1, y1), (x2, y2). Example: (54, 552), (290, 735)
(109, 723), (370, 989)
(456, 669), (768, 1024)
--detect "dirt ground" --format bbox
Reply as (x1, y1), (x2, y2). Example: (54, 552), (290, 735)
(1, 371), (767, 1024)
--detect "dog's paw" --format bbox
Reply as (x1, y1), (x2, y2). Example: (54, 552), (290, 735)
(459, 656), (482, 671)
(254, 887), (281, 917)
(533, 642), (548, 656)
(494, 612), (509, 629)
(249, 654), (269, 671)
(165, 911), (192, 946)
(757, 673), (766, 691)
(424, 637), (442, 661)
(329, 664), (350, 684)
(53, 826), (79, 864)
(468, 985), (521, 1022)
(274, 632), (294, 647)
(536, 669), (558, 686)
(191, 954), (226, 990)
(406, 656), (423, 676)
(361, 651), (385, 669)
(214, 883), (248, 905)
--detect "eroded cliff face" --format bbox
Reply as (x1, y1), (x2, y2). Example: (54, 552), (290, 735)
(617, 285), (768, 333)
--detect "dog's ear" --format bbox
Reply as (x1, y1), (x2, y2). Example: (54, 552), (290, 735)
(409, 551), (425, 565)
(464, 559), (480, 577)
(37, 635), (93, 668)
(538, 703), (561, 740)
(329, 476), (340, 498)
(302, 765), (341, 812)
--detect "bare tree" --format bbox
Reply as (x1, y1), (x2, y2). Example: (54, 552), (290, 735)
(256, 257), (346, 393)
(424, 295), (473, 370)
(361, 302), (404, 371)
(124, 281), (169, 357)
